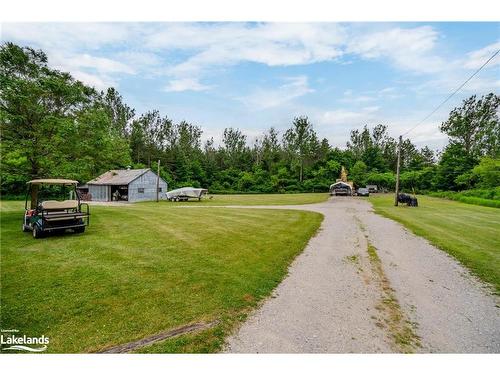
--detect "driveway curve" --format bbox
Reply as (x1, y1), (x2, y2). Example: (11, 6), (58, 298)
(223, 197), (500, 353)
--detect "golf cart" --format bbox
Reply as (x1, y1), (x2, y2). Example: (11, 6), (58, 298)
(23, 179), (90, 238)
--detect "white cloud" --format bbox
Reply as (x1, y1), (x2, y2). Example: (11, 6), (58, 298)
(164, 78), (212, 92)
(2, 22), (455, 92)
(71, 70), (116, 91)
(2, 23), (453, 79)
(147, 23), (345, 65)
(116, 51), (162, 69)
(347, 26), (444, 73)
(47, 52), (135, 91)
(242, 76), (314, 110)
(144, 23), (448, 88)
(317, 106), (380, 127)
(413, 73), (500, 96)
(146, 23), (346, 84)
(1, 23), (131, 50)
(340, 86), (403, 106)
(341, 89), (376, 104)
(464, 41), (500, 69)
(2, 23), (137, 90)
(54, 53), (135, 75)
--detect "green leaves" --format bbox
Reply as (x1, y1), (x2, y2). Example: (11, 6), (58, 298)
(440, 93), (500, 160)
(0, 43), (129, 194)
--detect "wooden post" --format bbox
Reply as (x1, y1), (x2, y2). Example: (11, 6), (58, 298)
(394, 135), (402, 206)
(156, 159), (160, 202)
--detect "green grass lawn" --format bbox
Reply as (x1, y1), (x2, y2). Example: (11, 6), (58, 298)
(159, 192), (329, 206)
(369, 194), (500, 293)
(0, 199), (322, 353)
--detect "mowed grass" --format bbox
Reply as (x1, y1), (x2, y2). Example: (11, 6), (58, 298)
(161, 192), (329, 206)
(0, 200), (322, 353)
(369, 194), (500, 293)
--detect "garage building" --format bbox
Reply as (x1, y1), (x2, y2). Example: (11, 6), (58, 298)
(86, 168), (168, 202)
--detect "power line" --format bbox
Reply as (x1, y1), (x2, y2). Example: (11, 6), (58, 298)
(401, 48), (500, 137)
(395, 47), (499, 206)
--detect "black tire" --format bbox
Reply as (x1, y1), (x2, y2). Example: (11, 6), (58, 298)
(74, 226), (85, 234)
(33, 225), (43, 239)
(22, 224), (30, 232)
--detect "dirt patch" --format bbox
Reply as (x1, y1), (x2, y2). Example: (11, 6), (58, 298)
(347, 219), (421, 352)
(98, 320), (219, 353)
(366, 240), (421, 353)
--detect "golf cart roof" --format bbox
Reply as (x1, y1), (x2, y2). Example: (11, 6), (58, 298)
(27, 179), (79, 185)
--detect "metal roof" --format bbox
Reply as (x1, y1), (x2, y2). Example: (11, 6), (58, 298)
(27, 179), (79, 185)
(87, 169), (150, 186)
(330, 181), (353, 189)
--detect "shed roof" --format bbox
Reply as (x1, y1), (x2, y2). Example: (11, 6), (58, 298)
(87, 169), (150, 186)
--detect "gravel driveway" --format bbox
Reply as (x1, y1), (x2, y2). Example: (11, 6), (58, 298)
(224, 197), (500, 353)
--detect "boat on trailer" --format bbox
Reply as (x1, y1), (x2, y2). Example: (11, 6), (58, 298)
(166, 187), (208, 202)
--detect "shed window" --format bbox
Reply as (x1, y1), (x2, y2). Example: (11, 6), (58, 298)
(158, 187), (162, 192)
(138, 188), (144, 194)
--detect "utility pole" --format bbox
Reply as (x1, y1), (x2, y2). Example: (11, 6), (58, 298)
(156, 159), (160, 202)
(394, 135), (402, 206)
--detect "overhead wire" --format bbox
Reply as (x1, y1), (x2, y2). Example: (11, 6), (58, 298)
(401, 48), (500, 137)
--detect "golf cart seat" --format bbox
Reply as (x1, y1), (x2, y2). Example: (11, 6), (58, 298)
(41, 200), (79, 211)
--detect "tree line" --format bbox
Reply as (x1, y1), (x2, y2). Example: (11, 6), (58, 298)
(1, 42), (499, 196)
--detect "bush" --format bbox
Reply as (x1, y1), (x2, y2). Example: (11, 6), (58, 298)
(456, 196), (500, 208)
(471, 157), (500, 188)
(428, 188), (500, 208)
(365, 172), (395, 190)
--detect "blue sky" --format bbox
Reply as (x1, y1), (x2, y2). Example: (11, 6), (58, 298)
(2, 22), (499, 149)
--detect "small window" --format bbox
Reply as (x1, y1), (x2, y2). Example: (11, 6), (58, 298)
(158, 187), (162, 192)
(138, 188), (144, 194)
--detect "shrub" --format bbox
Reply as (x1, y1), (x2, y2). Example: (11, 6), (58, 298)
(428, 188), (500, 208)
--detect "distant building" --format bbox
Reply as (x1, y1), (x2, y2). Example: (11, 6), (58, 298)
(86, 168), (168, 202)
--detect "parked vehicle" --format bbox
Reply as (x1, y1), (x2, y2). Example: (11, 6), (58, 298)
(366, 185), (378, 193)
(357, 188), (370, 197)
(23, 179), (90, 238)
(166, 187), (208, 201)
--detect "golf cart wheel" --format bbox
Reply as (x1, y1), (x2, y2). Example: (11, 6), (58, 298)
(22, 224), (30, 232)
(32, 225), (43, 239)
(74, 226), (85, 234)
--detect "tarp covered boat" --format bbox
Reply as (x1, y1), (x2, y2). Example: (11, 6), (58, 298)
(166, 187), (208, 201)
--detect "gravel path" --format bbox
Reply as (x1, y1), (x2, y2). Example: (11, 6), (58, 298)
(224, 197), (500, 353)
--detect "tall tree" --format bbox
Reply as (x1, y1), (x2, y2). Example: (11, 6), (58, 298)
(1, 43), (93, 192)
(440, 93), (500, 160)
(222, 127), (248, 169)
(133, 110), (173, 166)
(102, 87), (135, 137)
(261, 127), (281, 172)
(283, 116), (316, 182)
